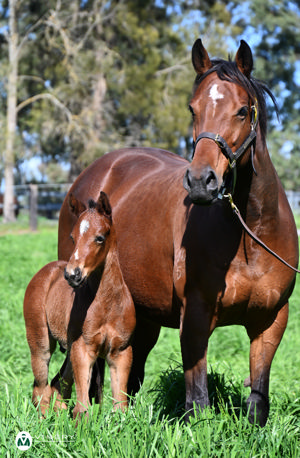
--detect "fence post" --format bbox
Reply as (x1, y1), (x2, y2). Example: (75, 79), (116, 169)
(29, 184), (38, 231)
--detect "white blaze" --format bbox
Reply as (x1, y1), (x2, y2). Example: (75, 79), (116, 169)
(74, 249), (79, 261)
(209, 84), (224, 116)
(80, 219), (90, 235)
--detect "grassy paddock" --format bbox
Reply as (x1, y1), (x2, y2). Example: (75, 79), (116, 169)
(0, 225), (300, 457)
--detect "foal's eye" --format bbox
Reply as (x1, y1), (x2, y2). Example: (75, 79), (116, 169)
(237, 106), (248, 119)
(70, 235), (74, 244)
(95, 235), (105, 244)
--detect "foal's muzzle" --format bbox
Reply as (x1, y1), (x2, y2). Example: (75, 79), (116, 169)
(64, 267), (85, 288)
(183, 166), (219, 205)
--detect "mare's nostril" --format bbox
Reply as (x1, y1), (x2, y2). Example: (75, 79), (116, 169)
(205, 170), (218, 190)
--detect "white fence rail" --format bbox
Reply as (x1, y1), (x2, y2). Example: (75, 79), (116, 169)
(285, 191), (300, 214)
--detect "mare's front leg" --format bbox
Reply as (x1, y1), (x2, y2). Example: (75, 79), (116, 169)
(180, 294), (211, 421)
(245, 302), (289, 426)
(108, 346), (133, 410)
(127, 316), (161, 396)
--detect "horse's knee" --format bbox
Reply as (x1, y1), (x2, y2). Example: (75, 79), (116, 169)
(247, 390), (269, 427)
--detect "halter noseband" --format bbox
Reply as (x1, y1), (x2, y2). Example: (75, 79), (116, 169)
(192, 103), (258, 198)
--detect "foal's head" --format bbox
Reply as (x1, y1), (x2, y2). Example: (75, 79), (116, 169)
(64, 191), (113, 288)
(183, 39), (275, 205)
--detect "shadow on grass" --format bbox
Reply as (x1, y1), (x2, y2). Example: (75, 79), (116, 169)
(150, 362), (248, 421)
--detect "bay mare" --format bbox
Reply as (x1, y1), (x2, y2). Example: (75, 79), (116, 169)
(58, 39), (298, 426)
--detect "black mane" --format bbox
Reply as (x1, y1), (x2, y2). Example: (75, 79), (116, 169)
(193, 57), (278, 146)
(88, 199), (97, 209)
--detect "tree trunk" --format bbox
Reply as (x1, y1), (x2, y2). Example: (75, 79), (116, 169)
(3, 0), (18, 223)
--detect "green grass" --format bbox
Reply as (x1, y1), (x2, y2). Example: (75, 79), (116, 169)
(0, 225), (300, 457)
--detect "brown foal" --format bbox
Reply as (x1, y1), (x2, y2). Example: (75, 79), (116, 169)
(24, 191), (135, 419)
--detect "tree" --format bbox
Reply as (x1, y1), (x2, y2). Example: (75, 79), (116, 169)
(3, 0), (18, 222)
(0, 0), (246, 210)
(232, 0), (300, 190)
(2, 0), (70, 221)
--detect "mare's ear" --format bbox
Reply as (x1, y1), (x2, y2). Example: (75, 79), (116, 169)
(69, 193), (86, 217)
(192, 38), (212, 76)
(235, 40), (253, 79)
(96, 191), (112, 219)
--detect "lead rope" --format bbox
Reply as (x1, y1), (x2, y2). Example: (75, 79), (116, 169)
(224, 193), (300, 274)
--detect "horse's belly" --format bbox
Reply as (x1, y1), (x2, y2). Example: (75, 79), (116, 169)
(114, 210), (181, 328)
(215, 267), (293, 328)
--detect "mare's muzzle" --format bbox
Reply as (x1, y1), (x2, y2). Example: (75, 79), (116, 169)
(183, 166), (219, 205)
(64, 266), (85, 288)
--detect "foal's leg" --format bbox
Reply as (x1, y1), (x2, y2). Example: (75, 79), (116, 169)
(28, 327), (56, 416)
(108, 346), (133, 410)
(70, 337), (96, 420)
(246, 302), (289, 426)
(127, 316), (161, 396)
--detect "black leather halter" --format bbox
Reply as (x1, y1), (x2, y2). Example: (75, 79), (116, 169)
(192, 103), (258, 197)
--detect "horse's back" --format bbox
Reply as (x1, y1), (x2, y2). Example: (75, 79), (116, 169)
(67, 147), (187, 196)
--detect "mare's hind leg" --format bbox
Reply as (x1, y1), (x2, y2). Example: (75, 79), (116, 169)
(127, 316), (161, 396)
(89, 357), (105, 404)
(245, 302), (289, 426)
(51, 354), (73, 410)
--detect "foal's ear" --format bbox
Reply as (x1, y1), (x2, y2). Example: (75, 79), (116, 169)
(96, 191), (112, 219)
(235, 40), (253, 79)
(69, 193), (87, 217)
(192, 38), (212, 76)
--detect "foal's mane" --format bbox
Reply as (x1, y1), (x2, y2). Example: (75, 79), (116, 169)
(193, 57), (279, 146)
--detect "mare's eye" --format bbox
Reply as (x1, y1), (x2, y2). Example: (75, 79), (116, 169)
(188, 105), (195, 118)
(237, 106), (248, 119)
(95, 235), (105, 244)
(70, 235), (74, 244)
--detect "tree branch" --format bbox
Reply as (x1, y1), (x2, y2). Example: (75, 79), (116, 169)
(16, 93), (72, 122)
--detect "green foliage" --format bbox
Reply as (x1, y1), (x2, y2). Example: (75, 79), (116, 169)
(232, 0), (300, 190)
(1, 229), (300, 456)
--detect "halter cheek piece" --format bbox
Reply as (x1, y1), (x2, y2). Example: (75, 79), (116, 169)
(192, 103), (258, 198)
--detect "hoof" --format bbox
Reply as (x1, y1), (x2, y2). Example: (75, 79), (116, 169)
(247, 390), (269, 427)
(184, 399), (210, 423)
(73, 405), (89, 426)
(51, 388), (68, 411)
(243, 376), (251, 387)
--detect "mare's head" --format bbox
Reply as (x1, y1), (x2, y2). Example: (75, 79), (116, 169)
(64, 191), (113, 288)
(183, 38), (275, 205)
